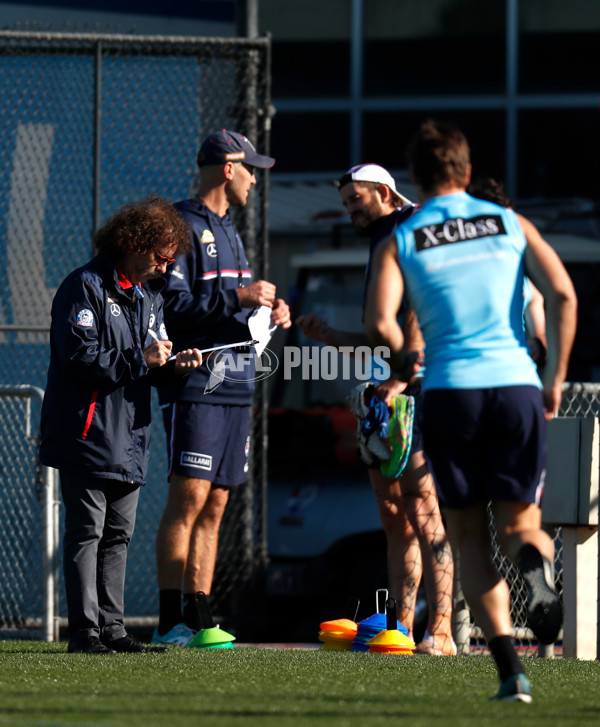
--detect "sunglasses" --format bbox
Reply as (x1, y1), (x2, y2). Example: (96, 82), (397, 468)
(153, 248), (176, 265)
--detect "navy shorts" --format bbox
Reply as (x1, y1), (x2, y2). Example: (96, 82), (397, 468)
(421, 386), (546, 509)
(162, 401), (251, 486)
(406, 379), (424, 455)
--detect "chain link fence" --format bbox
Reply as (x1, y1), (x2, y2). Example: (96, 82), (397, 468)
(0, 30), (271, 639)
(0, 386), (58, 640)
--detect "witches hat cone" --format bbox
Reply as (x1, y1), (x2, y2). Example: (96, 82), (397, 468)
(318, 596), (360, 650)
(366, 598), (415, 654)
(186, 592), (236, 650)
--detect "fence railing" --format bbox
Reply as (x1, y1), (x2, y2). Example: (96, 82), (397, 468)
(0, 385), (59, 641)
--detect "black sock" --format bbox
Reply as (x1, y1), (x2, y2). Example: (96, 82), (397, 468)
(158, 589), (182, 636)
(488, 635), (525, 682)
(517, 543), (554, 585)
(183, 591), (214, 630)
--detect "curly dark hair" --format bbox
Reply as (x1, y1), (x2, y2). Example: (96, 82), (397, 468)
(94, 197), (191, 259)
(468, 177), (513, 208)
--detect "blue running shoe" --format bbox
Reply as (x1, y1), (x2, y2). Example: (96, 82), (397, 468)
(490, 673), (532, 703)
(152, 623), (196, 646)
(346, 383), (391, 465)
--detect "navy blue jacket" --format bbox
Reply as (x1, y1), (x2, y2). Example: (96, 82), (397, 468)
(157, 198), (255, 406)
(362, 205), (417, 320)
(40, 254), (181, 485)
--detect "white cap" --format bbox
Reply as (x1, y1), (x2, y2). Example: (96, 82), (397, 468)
(336, 164), (412, 207)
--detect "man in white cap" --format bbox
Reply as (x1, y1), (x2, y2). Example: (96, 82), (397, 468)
(296, 163), (456, 654)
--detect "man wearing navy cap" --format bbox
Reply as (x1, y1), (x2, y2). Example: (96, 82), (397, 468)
(153, 130), (291, 646)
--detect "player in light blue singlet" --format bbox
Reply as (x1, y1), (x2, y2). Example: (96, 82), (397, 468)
(364, 120), (577, 702)
(468, 176), (548, 368)
(393, 192), (540, 391)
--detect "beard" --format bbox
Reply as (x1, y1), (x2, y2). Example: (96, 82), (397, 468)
(349, 195), (384, 237)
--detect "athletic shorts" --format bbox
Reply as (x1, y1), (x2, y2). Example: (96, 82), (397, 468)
(407, 379), (424, 455)
(421, 385), (546, 509)
(162, 401), (251, 486)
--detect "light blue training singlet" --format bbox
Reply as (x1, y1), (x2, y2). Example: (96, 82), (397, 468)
(394, 192), (541, 390)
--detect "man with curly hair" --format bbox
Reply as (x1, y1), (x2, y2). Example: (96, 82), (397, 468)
(40, 197), (203, 654)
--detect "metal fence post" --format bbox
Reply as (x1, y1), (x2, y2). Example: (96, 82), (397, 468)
(0, 385), (58, 641)
(42, 463), (59, 641)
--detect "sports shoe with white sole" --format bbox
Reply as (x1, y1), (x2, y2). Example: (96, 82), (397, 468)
(151, 622), (196, 646)
(490, 673), (532, 703)
(380, 393), (415, 479)
(346, 384), (391, 464)
(517, 544), (563, 645)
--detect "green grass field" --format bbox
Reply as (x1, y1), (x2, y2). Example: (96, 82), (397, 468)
(0, 640), (599, 727)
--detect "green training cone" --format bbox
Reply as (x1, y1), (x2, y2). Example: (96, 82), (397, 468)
(186, 626), (236, 649)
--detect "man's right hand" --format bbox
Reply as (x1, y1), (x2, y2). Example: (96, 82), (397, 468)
(390, 349), (422, 383)
(144, 340), (173, 368)
(236, 280), (276, 308)
(373, 377), (408, 405)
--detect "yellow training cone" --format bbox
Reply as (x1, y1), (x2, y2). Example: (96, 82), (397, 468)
(318, 629), (354, 650)
(365, 596), (415, 654)
(366, 628), (415, 654)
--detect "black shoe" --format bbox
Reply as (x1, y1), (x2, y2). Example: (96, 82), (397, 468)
(68, 636), (116, 654)
(103, 635), (168, 653)
(517, 544), (563, 645)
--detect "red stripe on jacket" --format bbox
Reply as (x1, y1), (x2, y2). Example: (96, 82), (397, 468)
(82, 391), (98, 439)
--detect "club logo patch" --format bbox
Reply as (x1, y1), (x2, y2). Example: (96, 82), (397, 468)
(201, 229), (215, 244)
(159, 323), (168, 340)
(181, 451), (212, 471)
(76, 309), (94, 327)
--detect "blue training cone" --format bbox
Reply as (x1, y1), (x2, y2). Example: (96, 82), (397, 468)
(352, 589), (408, 652)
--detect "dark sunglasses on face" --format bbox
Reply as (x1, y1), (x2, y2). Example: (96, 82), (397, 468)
(153, 248), (176, 265)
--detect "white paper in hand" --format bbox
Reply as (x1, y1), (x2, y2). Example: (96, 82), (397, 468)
(204, 357), (227, 395)
(248, 305), (278, 356)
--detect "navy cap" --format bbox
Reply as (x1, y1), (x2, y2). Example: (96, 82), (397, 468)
(197, 129), (275, 169)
